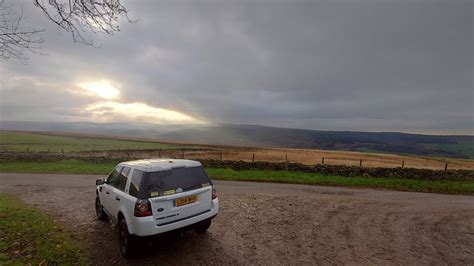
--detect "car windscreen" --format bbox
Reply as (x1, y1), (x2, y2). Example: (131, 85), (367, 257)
(133, 166), (212, 199)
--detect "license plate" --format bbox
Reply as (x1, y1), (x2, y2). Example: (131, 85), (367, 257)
(175, 195), (197, 207)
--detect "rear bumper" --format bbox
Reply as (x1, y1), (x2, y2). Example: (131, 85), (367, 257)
(130, 198), (219, 237)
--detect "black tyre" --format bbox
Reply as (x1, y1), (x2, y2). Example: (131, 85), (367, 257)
(195, 219), (212, 234)
(95, 196), (108, 221)
(119, 218), (136, 259)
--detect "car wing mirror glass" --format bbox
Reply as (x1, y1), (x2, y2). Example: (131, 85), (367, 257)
(96, 178), (105, 186)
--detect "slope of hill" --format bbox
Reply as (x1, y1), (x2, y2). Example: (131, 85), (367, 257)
(1, 121), (473, 159)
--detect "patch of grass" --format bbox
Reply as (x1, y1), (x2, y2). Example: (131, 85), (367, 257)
(205, 168), (474, 194)
(0, 159), (116, 174)
(0, 131), (183, 152)
(0, 194), (89, 264)
(0, 159), (472, 195)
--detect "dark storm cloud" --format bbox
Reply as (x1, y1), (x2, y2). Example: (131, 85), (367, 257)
(1, 0), (473, 134)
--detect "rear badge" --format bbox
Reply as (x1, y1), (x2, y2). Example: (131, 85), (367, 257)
(157, 208), (164, 212)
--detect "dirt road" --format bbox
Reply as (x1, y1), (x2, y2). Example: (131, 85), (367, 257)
(0, 173), (473, 265)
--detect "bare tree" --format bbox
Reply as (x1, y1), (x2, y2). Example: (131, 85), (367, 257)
(33, 0), (132, 45)
(0, 1), (45, 60)
(0, 0), (131, 61)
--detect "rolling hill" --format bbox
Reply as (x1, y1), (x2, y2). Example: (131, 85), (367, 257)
(1, 121), (473, 159)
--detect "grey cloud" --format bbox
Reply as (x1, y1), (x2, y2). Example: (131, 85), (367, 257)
(1, 0), (472, 134)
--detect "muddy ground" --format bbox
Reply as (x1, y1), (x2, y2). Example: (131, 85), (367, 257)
(0, 173), (473, 265)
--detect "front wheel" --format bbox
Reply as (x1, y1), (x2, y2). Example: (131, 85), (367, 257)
(195, 219), (212, 234)
(95, 196), (108, 221)
(119, 219), (136, 258)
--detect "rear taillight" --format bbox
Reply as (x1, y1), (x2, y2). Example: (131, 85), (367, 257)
(212, 187), (218, 200)
(134, 199), (152, 217)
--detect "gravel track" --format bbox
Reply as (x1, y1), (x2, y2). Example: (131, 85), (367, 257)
(0, 173), (473, 265)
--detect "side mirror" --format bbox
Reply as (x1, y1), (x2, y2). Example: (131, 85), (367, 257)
(96, 178), (105, 186)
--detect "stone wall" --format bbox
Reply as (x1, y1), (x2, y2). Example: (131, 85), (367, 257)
(199, 159), (474, 181)
(1, 152), (472, 181)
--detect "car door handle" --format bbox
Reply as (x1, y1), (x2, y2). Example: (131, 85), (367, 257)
(115, 196), (120, 201)
(106, 191), (110, 195)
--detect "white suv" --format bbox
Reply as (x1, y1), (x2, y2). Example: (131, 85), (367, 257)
(95, 159), (219, 258)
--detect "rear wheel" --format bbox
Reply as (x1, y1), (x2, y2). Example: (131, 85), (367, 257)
(119, 219), (136, 258)
(195, 219), (212, 234)
(95, 196), (107, 221)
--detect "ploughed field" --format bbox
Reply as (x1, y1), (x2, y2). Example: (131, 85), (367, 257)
(1, 131), (473, 170)
(0, 173), (472, 265)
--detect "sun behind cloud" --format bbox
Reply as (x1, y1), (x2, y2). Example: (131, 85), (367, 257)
(85, 101), (204, 124)
(77, 80), (120, 99)
(75, 79), (204, 124)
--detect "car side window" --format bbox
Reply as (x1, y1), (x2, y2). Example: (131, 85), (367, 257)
(107, 166), (123, 187)
(116, 167), (131, 191)
(129, 169), (144, 198)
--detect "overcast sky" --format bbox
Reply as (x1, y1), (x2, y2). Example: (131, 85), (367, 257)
(1, 0), (472, 134)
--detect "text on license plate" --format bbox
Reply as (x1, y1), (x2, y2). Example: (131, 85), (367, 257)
(175, 195), (197, 206)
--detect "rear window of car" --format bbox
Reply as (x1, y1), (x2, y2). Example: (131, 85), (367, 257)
(129, 166), (212, 199)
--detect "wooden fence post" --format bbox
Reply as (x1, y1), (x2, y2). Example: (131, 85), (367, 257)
(252, 153), (255, 163)
(158, 149), (161, 158)
(26, 147), (30, 153)
(220, 152), (223, 160)
(445, 162), (449, 171)
(285, 154), (288, 171)
(401, 160), (404, 168)
(359, 159), (363, 167)
(321, 157), (325, 165)
(181, 150), (185, 159)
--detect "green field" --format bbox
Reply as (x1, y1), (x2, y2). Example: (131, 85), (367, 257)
(0, 131), (184, 152)
(0, 194), (89, 264)
(0, 159), (472, 195)
(423, 142), (474, 159)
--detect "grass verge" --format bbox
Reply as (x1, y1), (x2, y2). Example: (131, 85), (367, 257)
(0, 194), (89, 265)
(0, 159), (472, 195)
(0, 159), (116, 174)
(206, 168), (474, 194)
